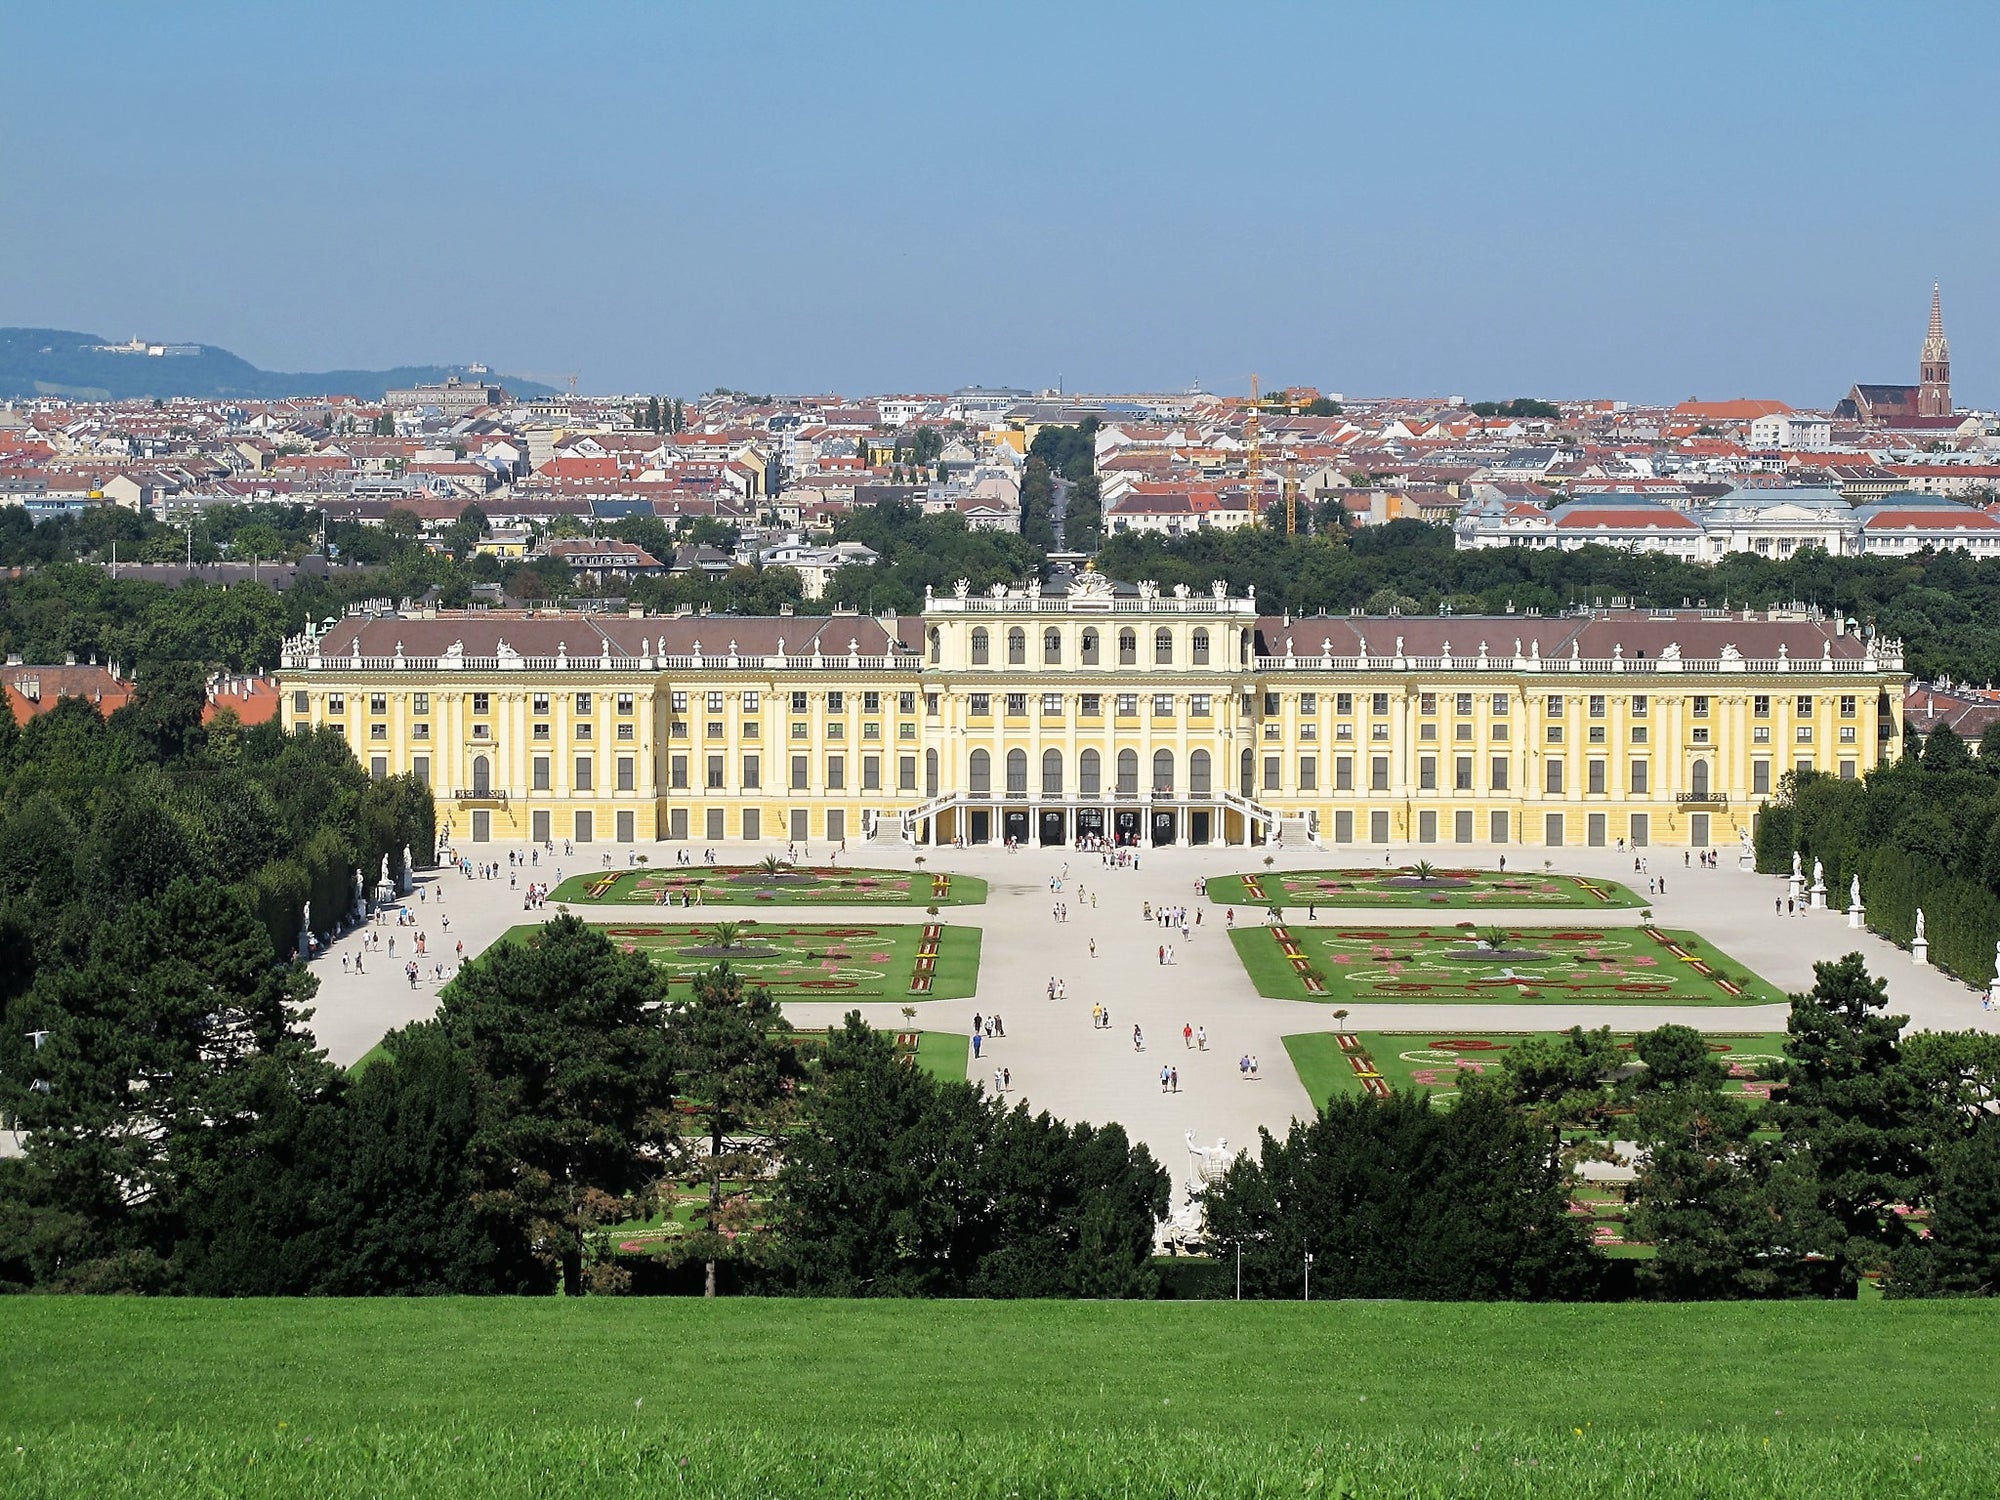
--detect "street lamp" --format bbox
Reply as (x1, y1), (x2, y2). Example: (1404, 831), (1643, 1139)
(1304, 1250), (1314, 1302)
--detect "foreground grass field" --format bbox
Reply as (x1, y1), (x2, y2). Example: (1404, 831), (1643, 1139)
(3, 1300), (1998, 1497)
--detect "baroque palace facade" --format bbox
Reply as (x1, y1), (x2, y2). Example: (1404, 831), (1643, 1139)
(280, 569), (1908, 853)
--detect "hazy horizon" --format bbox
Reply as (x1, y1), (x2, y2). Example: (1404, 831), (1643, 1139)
(6, 1), (1994, 407)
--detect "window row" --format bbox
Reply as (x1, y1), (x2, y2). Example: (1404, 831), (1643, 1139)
(957, 625), (1226, 667)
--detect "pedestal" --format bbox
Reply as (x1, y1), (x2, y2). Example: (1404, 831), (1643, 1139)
(1739, 850), (1755, 871)
(1809, 881), (1827, 911)
(1788, 875), (1803, 908)
(1848, 904), (1864, 930)
(1913, 939), (1930, 967)
(1989, 975), (2000, 1009)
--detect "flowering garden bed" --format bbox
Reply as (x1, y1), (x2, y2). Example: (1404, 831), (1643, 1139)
(1208, 866), (1643, 910)
(551, 866), (986, 907)
(1233, 923), (1785, 1006)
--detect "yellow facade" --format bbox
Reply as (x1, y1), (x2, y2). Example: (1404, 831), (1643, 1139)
(280, 578), (1907, 852)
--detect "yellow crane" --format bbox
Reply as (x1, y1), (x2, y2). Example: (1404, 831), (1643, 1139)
(1285, 452), (1299, 537)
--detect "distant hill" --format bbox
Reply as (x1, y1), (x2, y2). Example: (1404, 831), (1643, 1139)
(0, 328), (559, 402)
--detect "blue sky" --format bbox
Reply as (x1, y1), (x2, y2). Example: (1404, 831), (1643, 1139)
(5, 2), (1994, 404)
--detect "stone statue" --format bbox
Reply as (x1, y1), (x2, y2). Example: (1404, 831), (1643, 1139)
(1812, 858), (1824, 888)
(1791, 850), (1802, 881)
(1915, 909), (1926, 942)
(1740, 827), (1753, 852)
(380, 854), (392, 890)
(1850, 874), (1862, 909)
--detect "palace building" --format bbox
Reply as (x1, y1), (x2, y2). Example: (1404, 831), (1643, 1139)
(280, 569), (1908, 852)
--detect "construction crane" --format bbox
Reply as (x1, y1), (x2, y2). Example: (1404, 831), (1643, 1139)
(1245, 374), (1262, 527)
(1284, 451), (1299, 537)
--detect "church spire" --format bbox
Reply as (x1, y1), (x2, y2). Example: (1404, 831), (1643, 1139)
(1919, 282), (1952, 417)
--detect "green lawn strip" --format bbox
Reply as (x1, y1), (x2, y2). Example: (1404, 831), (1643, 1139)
(1285, 1029), (1794, 1108)
(549, 866), (987, 907)
(1232, 922), (1785, 1006)
(4, 1300), (1998, 1450)
(1208, 866), (1645, 909)
(499, 921), (981, 1003)
(912, 1030), (970, 1081)
(344, 1041), (392, 1077)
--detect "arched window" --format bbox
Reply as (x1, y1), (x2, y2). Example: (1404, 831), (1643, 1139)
(1079, 748), (1102, 797)
(969, 749), (991, 795)
(1118, 629), (1137, 666)
(928, 626), (941, 664)
(925, 748), (940, 797)
(1007, 628), (1026, 665)
(1006, 748), (1028, 794)
(1116, 749), (1139, 795)
(1154, 628), (1173, 665)
(1081, 628), (1100, 665)
(1691, 759), (1710, 797)
(1042, 748), (1063, 796)
(1190, 749), (1212, 795)
(971, 628), (989, 665)
(1240, 748), (1255, 794)
(1153, 749), (1175, 793)
(1044, 628), (1062, 665)
(472, 754), (491, 794)
(1192, 628), (1210, 665)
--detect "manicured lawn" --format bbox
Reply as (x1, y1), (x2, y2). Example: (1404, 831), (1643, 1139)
(1208, 864), (1644, 909)
(1285, 1028), (1793, 1109)
(503, 920), (980, 1002)
(1232, 921), (1786, 1005)
(912, 1029), (969, 1081)
(4, 1299), (2000, 1498)
(550, 865), (986, 906)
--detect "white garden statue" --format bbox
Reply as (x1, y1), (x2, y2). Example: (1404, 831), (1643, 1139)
(1850, 875), (1862, 909)
(1791, 850), (1803, 882)
(1916, 909), (1927, 942)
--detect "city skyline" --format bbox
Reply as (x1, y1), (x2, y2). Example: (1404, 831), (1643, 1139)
(5, 2), (1996, 405)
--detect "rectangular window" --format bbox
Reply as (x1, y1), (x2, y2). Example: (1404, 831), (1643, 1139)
(1693, 727), (1711, 745)
(1418, 810), (1437, 843)
(1419, 755), (1437, 791)
(926, 693), (940, 716)
(531, 810), (551, 843)
(1080, 693), (1102, 716)
(1299, 755), (1318, 790)
(1263, 755), (1281, 791)
(1457, 693), (1474, 715)
(1491, 723), (1508, 743)
(970, 694), (990, 715)
(1370, 755), (1389, 792)
(1455, 809), (1474, 844)
(791, 722), (808, 739)
(706, 721), (723, 740)
(862, 755), (880, 791)
(1630, 695), (1646, 717)
(1006, 693), (1027, 716)
(1191, 694), (1211, 715)
(1335, 756), (1353, 792)
(1629, 813), (1649, 847)
(574, 811), (594, 844)
(533, 756), (551, 791)
(1334, 810), (1354, 843)
(670, 755), (688, 790)
(576, 693), (593, 715)
(1630, 726), (1647, 744)
(1153, 694), (1174, 717)
(672, 692), (688, 714)
(1455, 755), (1473, 791)
(1693, 696), (1711, 717)
(292, 689), (310, 716)
(1547, 725), (1564, 744)
(1420, 692), (1437, 715)
(1798, 726), (1814, 743)
(1840, 725), (1857, 743)
(369, 754), (386, 780)
(1301, 693), (1318, 713)
(412, 755), (429, 787)
(1546, 695), (1564, 717)
(327, 694), (345, 715)
(828, 691), (845, 712)
(1796, 695), (1814, 718)
(1840, 759), (1857, 780)
(1371, 724), (1389, 741)
(369, 693), (387, 715)
(1117, 694), (1138, 716)
(706, 808), (725, 842)
(791, 755), (808, 790)
(617, 810), (636, 843)
(471, 692), (489, 715)
(826, 755), (845, 790)
(899, 692), (916, 714)
(1490, 810), (1509, 843)
(1546, 760), (1564, 794)
(899, 754), (916, 791)
(1544, 812), (1565, 847)
(1455, 723), (1474, 743)
(863, 691), (880, 714)
(575, 723), (593, 740)
(1754, 695), (1771, 718)
(575, 756), (593, 791)
(791, 691), (808, 712)
(1492, 694), (1509, 715)
(1630, 760), (1648, 795)
(1840, 695), (1857, 718)
(742, 754), (760, 789)
(617, 693), (634, 714)
(1370, 809), (1390, 844)
(1265, 693), (1281, 716)
(1753, 760), (1771, 795)
(1589, 694), (1607, 718)
(1336, 692), (1353, 715)
(1588, 726), (1606, 745)
(413, 693), (429, 713)
(706, 755), (725, 789)
(617, 756), (635, 792)
(1043, 693), (1063, 714)
(1490, 756), (1509, 791)
(739, 808), (758, 841)
(1419, 723), (1438, 743)
(534, 723), (551, 741)
(1371, 692), (1389, 715)
(369, 723), (387, 741)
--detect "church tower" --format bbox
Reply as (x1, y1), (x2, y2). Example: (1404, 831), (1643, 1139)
(1919, 282), (1952, 418)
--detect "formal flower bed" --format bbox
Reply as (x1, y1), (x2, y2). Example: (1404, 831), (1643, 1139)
(1209, 867), (1645, 910)
(551, 866), (987, 907)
